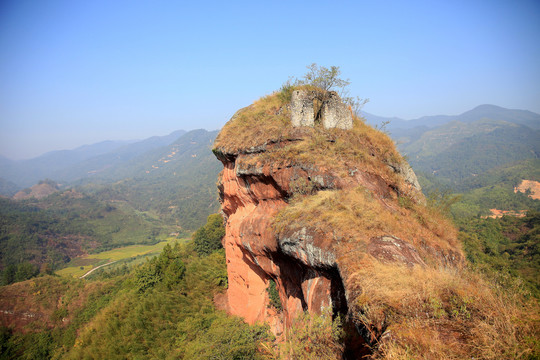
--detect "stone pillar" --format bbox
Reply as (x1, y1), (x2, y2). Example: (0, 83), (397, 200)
(322, 91), (353, 130)
(291, 90), (316, 127)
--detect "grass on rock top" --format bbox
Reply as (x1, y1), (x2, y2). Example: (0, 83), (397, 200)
(214, 87), (411, 199)
(272, 186), (460, 262)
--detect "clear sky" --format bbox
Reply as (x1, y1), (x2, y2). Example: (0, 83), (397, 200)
(1, 0), (539, 160)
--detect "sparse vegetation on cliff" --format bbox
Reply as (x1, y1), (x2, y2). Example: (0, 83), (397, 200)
(273, 185), (459, 257)
(284, 307), (344, 359)
(214, 88), (414, 207)
(267, 278), (282, 311)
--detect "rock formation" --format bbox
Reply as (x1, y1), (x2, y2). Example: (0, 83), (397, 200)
(291, 89), (353, 129)
(213, 88), (464, 356)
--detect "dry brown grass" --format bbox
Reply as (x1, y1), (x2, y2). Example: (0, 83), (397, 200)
(343, 261), (539, 359)
(213, 90), (410, 199)
(214, 92), (293, 155)
(273, 186), (459, 261)
(271, 181), (537, 358)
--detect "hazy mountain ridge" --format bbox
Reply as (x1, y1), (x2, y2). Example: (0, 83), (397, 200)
(81, 129), (222, 230)
(0, 130), (187, 189)
(0, 178), (19, 197)
(404, 120), (539, 185)
(363, 104), (540, 130)
(2, 105), (537, 192)
(362, 105), (540, 189)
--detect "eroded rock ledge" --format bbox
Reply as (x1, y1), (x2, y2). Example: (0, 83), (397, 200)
(215, 149), (346, 329)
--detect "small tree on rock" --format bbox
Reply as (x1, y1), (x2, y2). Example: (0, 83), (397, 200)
(281, 63), (369, 115)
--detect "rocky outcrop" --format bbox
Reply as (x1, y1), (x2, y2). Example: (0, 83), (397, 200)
(215, 155), (346, 328)
(213, 90), (463, 356)
(291, 89), (353, 129)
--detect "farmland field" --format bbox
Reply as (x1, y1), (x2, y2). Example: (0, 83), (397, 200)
(56, 237), (188, 278)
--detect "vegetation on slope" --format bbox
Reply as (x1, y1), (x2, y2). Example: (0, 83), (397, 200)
(0, 275), (123, 359)
(0, 214), (277, 360)
(351, 261), (538, 359)
(0, 189), (173, 285)
(273, 185), (538, 358)
(78, 129), (222, 230)
(400, 119), (540, 186)
(458, 211), (540, 297)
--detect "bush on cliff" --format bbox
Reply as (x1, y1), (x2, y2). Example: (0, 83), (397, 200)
(284, 307), (344, 360)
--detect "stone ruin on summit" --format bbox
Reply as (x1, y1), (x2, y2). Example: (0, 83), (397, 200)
(290, 89), (353, 130)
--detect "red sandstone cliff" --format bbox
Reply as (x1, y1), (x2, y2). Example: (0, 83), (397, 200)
(213, 90), (467, 356)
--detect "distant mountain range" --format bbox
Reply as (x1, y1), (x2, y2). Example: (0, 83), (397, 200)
(362, 105), (540, 187)
(81, 129), (223, 230)
(0, 130), (186, 189)
(363, 104), (540, 131)
(0, 129), (221, 278)
(1, 129), (222, 229)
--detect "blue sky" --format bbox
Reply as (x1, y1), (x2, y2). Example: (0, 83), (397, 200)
(1, 0), (539, 159)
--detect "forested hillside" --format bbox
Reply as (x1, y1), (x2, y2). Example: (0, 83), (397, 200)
(402, 119), (539, 185)
(0, 216), (276, 360)
(0, 190), (174, 285)
(77, 129), (222, 229)
(458, 211), (539, 298)
(0, 129), (222, 288)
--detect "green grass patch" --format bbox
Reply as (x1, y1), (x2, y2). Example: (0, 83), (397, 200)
(57, 237), (187, 278)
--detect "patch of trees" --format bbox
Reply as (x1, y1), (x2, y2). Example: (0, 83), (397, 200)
(458, 211), (540, 298)
(135, 243), (186, 292)
(0, 192), (171, 285)
(192, 213), (225, 256)
(1, 262), (40, 285)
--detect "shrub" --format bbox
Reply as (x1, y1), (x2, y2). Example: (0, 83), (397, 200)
(284, 307), (344, 359)
(135, 243), (186, 292)
(266, 278), (282, 311)
(183, 314), (272, 360)
(192, 214), (225, 256)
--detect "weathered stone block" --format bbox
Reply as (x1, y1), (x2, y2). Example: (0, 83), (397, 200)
(322, 91), (353, 130)
(291, 90), (316, 127)
(291, 89), (353, 130)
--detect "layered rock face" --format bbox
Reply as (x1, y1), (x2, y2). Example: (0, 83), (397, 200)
(213, 90), (463, 353)
(215, 154), (347, 328)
